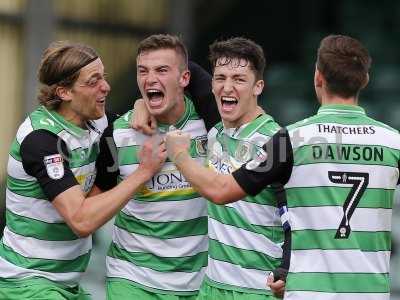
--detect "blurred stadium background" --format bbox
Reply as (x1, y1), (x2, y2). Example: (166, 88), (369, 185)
(0, 0), (399, 299)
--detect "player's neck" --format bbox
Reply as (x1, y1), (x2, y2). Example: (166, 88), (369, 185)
(321, 93), (358, 106)
(156, 95), (185, 125)
(57, 103), (86, 128)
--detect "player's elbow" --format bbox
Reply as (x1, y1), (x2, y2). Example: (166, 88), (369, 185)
(202, 176), (243, 205)
(204, 190), (232, 205)
(69, 217), (95, 238)
(71, 224), (93, 238)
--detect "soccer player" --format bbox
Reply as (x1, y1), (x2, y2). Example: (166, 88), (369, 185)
(0, 41), (166, 300)
(94, 34), (220, 300)
(165, 37), (291, 300)
(168, 35), (398, 300)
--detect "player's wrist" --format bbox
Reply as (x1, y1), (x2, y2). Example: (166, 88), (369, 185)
(172, 149), (189, 164)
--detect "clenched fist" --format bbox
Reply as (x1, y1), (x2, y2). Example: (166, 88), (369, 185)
(165, 130), (191, 162)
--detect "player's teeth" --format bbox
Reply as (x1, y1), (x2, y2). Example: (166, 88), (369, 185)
(222, 97), (237, 101)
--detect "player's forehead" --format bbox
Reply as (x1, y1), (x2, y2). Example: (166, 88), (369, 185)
(213, 57), (253, 76)
(137, 48), (181, 68)
(77, 58), (104, 80)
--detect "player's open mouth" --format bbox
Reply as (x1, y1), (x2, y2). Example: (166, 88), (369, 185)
(146, 89), (164, 107)
(96, 97), (106, 105)
(221, 96), (238, 112)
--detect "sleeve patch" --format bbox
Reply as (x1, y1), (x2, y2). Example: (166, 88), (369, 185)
(44, 154), (65, 180)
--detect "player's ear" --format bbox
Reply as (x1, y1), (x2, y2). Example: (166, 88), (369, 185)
(179, 69), (190, 88)
(253, 79), (264, 96)
(56, 86), (73, 102)
(361, 73), (369, 89)
(314, 68), (324, 88)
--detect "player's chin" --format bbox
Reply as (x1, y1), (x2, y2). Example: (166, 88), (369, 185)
(92, 108), (105, 120)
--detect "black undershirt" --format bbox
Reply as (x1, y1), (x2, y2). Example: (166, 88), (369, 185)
(20, 130), (78, 201)
(232, 128), (294, 195)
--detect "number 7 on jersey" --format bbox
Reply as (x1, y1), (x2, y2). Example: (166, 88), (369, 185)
(328, 171), (369, 239)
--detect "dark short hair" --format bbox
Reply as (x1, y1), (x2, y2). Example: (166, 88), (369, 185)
(317, 35), (371, 98)
(209, 37), (265, 80)
(37, 41), (98, 110)
(137, 34), (188, 69)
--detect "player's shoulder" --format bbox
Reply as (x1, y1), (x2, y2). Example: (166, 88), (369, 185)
(208, 121), (224, 139)
(113, 110), (133, 130)
(251, 113), (281, 137)
(363, 115), (400, 134)
(287, 113), (323, 132)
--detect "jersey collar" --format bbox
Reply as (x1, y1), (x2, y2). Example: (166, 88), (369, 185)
(317, 104), (366, 116)
(41, 105), (90, 138)
(224, 114), (273, 139)
(158, 96), (192, 133)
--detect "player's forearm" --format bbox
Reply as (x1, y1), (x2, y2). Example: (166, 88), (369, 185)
(71, 168), (152, 237)
(174, 152), (242, 204)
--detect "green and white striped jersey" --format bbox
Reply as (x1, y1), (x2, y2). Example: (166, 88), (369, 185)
(285, 104), (399, 300)
(106, 97), (208, 295)
(0, 106), (107, 286)
(205, 114), (284, 295)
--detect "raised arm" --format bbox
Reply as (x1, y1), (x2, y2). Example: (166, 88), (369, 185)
(165, 128), (293, 204)
(186, 61), (220, 130)
(21, 131), (166, 238)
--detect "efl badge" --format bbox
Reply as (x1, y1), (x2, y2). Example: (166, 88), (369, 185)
(235, 141), (252, 163)
(195, 135), (208, 156)
(44, 154), (64, 180)
(246, 147), (267, 170)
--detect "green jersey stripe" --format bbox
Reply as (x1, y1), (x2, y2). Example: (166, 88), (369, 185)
(116, 145), (140, 165)
(208, 204), (283, 242)
(204, 276), (273, 296)
(115, 211), (207, 239)
(134, 190), (202, 202)
(68, 147), (98, 168)
(209, 218), (282, 258)
(208, 239), (281, 271)
(286, 186), (393, 209)
(106, 277), (199, 296)
(108, 242), (207, 273)
(0, 256), (81, 286)
(6, 209), (79, 241)
(112, 226), (208, 258)
(286, 272), (389, 293)
(0, 241), (89, 273)
(107, 256), (205, 293)
(9, 139), (21, 161)
(292, 229), (391, 251)
(7, 177), (46, 200)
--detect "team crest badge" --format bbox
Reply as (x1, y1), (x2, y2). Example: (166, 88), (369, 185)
(44, 154), (64, 180)
(235, 141), (252, 162)
(195, 136), (208, 156)
(245, 147), (268, 170)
